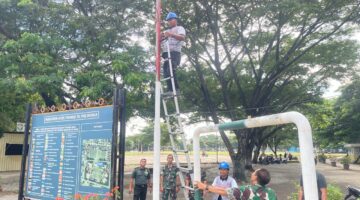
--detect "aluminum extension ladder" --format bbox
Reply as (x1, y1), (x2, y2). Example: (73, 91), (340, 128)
(160, 40), (193, 200)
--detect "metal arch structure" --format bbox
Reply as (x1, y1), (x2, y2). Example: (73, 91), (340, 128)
(192, 111), (319, 200)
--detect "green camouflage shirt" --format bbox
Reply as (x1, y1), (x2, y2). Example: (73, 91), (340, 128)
(226, 184), (277, 200)
(162, 165), (179, 189)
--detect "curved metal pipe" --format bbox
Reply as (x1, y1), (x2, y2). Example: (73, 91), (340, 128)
(192, 111), (318, 200)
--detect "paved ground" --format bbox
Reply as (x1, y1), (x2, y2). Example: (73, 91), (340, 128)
(320, 159), (360, 191)
(1, 158), (359, 200)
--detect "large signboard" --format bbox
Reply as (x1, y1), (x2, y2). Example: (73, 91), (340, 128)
(25, 106), (114, 200)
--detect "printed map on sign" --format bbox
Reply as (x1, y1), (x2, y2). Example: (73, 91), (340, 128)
(81, 139), (111, 188)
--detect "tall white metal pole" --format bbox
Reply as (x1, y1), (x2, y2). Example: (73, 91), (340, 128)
(153, 82), (161, 199)
(153, 0), (162, 199)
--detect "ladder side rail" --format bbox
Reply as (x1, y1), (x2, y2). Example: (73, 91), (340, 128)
(166, 41), (182, 114)
(180, 134), (192, 170)
(158, 39), (195, 200)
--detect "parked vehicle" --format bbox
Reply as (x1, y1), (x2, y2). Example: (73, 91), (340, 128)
(344, 186), (360, 200)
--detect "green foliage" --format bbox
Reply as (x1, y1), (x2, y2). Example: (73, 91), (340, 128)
(0, 0), (359, 175)
(171, 0), (360, 180)
(332, 77), (360, 144)
(323, 184), (343, 200)
(265, 126), (298, 155)
(0, 0), (153, 133)
(288, 183), (343, 200)
(198, 134), (237, 150)
(310, 77), (360, 147)
(340, 155), (351, 165)
(0, 77), (40, 135)
(303, 100), (339, 148)
(126, 123), (171, 151)
(318, 153), (327, 162)
(199, 135), (221, 150)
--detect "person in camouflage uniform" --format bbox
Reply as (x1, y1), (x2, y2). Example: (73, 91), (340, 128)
(196, 168), (277, 200)
(161, 154), (180, 200)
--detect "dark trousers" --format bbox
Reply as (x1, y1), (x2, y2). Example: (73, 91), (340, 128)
(134, 184), (147, 200)
(162, 52), (181, 92)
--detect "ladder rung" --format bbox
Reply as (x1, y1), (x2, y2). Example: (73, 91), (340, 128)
(183, 186), (195, 191)
(170, 130), (184, 135)
(160, 77), (173, 82)
(178, 167), (192, 173)
(162, 94), (178, 100)
(162, 95), (180, 100)
(166, 113), (180, 117)
(163, 57), (171, 61)
(173, 148), (189, 153)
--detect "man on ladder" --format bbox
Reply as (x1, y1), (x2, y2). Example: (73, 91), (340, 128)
(162, 12), (186, 95)
(160, 11), (193, 200)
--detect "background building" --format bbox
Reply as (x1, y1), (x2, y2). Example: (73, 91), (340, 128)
(0, 132), (27, 172)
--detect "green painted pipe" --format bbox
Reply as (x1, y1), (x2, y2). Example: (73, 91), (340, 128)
(218, 120), (246, 131)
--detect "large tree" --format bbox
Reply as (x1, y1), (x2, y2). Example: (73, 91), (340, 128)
(303, 100), (337, 148)
(325, 78), (360, 145)
(170, 0), (360, 180)
(0, 0), (153, 134)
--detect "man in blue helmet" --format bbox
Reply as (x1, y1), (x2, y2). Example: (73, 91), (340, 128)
(161, 12), (186, 94)
(196, 168), (277, 200)
(210, 162), (238, 200)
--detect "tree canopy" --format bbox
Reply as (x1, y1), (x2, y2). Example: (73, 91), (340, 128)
(0, 0), (154, 135)
(320, 78), (360, 146)
(171, 0), (360, 179)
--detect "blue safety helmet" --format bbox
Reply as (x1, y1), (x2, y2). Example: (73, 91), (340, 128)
(218, 162), (230, 170)
(166, 12), (177, 21)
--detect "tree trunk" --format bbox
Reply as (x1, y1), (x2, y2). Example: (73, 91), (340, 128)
(41, 92), (56, 107)
(252, 144), (261, 163)
(232, 158), (246, 184)
(231, 129), (255, 182)
(232, 146), (254, 183)
(245, 145), (254, 170)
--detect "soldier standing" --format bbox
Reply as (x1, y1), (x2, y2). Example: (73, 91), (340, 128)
(161, 154), (180, 200)
(129, 158), (152, 200)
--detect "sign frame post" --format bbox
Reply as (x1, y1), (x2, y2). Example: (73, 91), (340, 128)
(18, 104), (32, 200)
